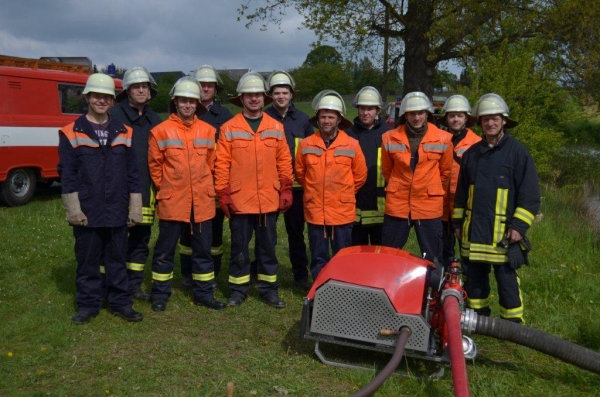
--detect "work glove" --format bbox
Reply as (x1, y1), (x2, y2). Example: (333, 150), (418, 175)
(217, 185), (238, 219)
(506, 236), (531, 270)
(127, 193), (143, 227)
(279, 177), (293, 212)
(61, 192), (88, 227)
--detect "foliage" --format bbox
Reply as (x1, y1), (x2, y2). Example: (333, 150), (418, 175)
(434, 69), (458, 93)
(289, 63), (353, 101)
(1, 184), (599, 396)
(151, 73), (180, 113)
(464, 39), (584, 183)
(238, 0), (600, 101)
(302, 45), (343, 68)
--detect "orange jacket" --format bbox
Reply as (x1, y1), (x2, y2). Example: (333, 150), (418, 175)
(148, 114), (217, 223)
(443, 128), (481, 221)
(381, 122), (452, 220)
(214, 112), (293, 214)
(295, 130), (367, 225)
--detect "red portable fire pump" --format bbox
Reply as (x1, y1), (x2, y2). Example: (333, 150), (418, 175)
(300, 245), (600, 396)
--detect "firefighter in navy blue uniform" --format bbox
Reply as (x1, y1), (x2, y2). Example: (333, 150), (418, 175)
(437, 95), (481, 270)
(453, 93), (540, 324)
(347, 86), (392, 246)
(58, 73), (143, 325)
(265, 70), (314, 290)
(110, 67), (162, 302)
(178, 65), (234, 289)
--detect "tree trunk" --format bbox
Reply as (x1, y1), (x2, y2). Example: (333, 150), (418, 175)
(403, 0), (437, 97)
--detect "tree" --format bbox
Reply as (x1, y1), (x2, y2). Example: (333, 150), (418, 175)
(289, 63), (353, 101)
(152, 73), (180, 113)
(302, 45), (343, 68)
(238, 0), (600, 100)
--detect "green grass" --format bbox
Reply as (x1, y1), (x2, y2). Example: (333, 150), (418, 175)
(1, 184), (599, 396)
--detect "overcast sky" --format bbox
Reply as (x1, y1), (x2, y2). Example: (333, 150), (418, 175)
(0, 0), (318, 74)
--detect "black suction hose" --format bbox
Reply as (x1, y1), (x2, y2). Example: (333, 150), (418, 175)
(475, 315), (600, 374)
(350, 327), (412, 397)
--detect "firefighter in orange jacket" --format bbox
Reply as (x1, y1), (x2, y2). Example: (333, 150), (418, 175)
(295, 90), (367, 279)
(214, 72), (293, 309)
(148, 77), (226, 312)
(438, 95), (481, 269)
(381, 92), (452, 263)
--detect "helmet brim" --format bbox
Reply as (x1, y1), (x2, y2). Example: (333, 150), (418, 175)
(309, 115), (353, 130)
(228, 94), (273, 108)
(476, 116), (519, 129)
(115, 87), (158, 103)
(437, 114), (477, 128)
(168, 101), (207, 116)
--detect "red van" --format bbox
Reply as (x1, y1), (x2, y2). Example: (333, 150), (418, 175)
(0, 55), (121, 206)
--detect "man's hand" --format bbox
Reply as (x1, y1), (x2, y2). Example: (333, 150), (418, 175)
(61, 192), (88, 227)
(127, 193), (143, 227)
(217, 185), (238, 219)
(279, 177), (293, 212)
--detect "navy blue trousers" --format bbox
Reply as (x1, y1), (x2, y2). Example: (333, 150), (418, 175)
(307, 223), (353, 280)
(73, 225), (130, 312)
(381, 215), (443, 262)
(151, 219), (214, 301)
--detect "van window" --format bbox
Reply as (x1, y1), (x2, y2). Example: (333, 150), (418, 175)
(59, 83), (87, 114)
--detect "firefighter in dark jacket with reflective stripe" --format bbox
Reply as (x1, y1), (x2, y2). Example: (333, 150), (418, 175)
(148, 77), (226, 312)
(347, 86), (392, 246)
(178, 65), (234, 289)
(265, 70), (314, 290)
(453, 93), (540, 324)
(58, 73), (143, 325)
(110, 67), (163, 302)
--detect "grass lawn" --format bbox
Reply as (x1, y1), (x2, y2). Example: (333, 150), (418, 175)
(1, 184), (599, 396)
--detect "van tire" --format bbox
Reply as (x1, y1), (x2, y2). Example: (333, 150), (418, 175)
(0, 168), (37, 206)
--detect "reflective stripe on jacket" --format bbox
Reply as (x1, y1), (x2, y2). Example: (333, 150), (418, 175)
(443, 128), (481, 221)
(58, 116), (139, 227)
(110, 100), (163, 224)
(148, 114), (217, 223)
(347, 116), (392, 225)
(453, 132), (540, 263)
(265, 104), (314, 189)
(214, 112), (293, 214)
(295, 130), (367, 225)
(381, 122), (452, 219)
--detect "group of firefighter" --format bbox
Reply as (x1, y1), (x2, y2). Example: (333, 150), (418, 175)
(58, 66), (540, 326)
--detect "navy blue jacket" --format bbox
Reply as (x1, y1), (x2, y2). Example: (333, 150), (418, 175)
(347, 116), (392, 211)
(265, 103), (314, 166)
(200, 100), (234, 138)
(58, 115), (141, 228)
(110, 101), (162, 210)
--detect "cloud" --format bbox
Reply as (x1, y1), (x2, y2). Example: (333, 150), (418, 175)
(0, 0), (317, 74)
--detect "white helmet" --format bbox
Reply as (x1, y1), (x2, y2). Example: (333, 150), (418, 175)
(82, 73), (115, 97)
(228, 71), (272, 107)
(168, 77), (206, 116)
(398, 91), (435, 125)
(308, 89), (352, 129)
(351, 86), (385, 109)
(472, 93), (518, 128)
(116, 67), (157, 102)
(439, 95), (476, 128)
(267, 70), (296, 93)
(192, 65), (225, 94)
